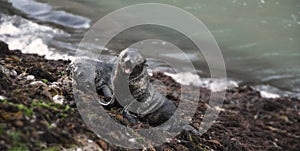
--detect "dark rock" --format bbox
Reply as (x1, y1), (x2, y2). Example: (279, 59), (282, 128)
(0, 41), (9, 54)
(40, 131), (60, 144)
(0, 72), (12, 91)
(263, 100), (281, 111)
(27, 66), (55, 82)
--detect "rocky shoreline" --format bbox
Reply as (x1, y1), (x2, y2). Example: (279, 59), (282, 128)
(0, 41), (299, 150)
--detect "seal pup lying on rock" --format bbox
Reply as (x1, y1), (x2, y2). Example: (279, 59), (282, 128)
(94, 48), (199, 134)
(112, 48), (178, 126)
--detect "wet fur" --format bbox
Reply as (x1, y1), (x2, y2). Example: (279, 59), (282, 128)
(113, 48), (177, 126)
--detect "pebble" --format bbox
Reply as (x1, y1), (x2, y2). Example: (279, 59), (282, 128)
(0, 95), (7, 100)
(30, 81), (47, 87)
(50, 123), (57, 128)
(53, 95), (64, 104)
(0, 65), (17, 77)
(15, 120), (24, 127)
(25, 75), (35, 80)
(49, 82), (60, 88)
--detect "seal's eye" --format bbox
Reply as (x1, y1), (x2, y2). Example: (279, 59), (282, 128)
(121, 54), (128, 61)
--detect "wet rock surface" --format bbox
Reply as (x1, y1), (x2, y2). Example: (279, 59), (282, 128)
(0, 41), (299, 150)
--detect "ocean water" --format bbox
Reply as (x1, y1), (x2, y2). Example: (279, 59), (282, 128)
(0, 0), (299, 98)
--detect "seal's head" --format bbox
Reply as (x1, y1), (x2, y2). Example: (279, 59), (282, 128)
(118, 48), (147, 78)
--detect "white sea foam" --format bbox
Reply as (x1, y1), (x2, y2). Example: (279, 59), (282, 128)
(0, 15), (73, 60)
(164, 72), (286, 98)
(254, 85), (286, 99)
(164, 72), (238, 92)
(259, 91), (280, 99)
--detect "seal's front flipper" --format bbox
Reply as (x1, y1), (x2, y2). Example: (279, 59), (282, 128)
(122, 109), (138, 125)
(98, 85), (114, 106)
(101, 85), (113, 99)
(96, 85), (112, 98)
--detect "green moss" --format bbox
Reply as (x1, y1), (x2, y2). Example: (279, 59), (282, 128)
(58, 113), (68, 120)
(9, 131), (20, 143)
(41, 146), (62, 151)
(9, 144), (29, 151)
(8, 131), (29, 151)
(0, 100), (33, 116)
(69, 144), (77, 149)
(31, 100), (71, 112)
(189, 134), (193, 142)
(136, 137), (144, 143)
(0, 99), (8, 104)
(198, 143), (209, 151)
(2, 99), (71, 120)
(17, 104), (33, 116)
(42, 79), (49, 84)
(64, 105), (71, 111)
(31, 101), (60, 111)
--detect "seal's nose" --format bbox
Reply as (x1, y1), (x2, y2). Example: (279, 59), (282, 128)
(123, 59), (133, 74)
(125, 60), (132, 68)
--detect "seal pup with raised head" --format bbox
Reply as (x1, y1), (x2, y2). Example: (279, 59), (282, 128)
(112, 48), (177, 126)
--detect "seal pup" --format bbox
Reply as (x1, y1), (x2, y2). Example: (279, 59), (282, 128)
(112, 48), (177, 126)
